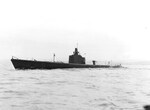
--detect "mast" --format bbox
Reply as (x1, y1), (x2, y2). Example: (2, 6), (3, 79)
(53, 53), (55, 62)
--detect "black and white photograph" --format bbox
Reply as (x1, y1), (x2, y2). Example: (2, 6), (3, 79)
(0, 0), (150, 110)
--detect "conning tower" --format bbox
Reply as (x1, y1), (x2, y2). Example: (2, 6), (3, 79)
(69, 48), (85, 64)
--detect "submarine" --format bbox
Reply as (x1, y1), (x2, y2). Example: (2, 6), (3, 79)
(11, 48), (122, 70)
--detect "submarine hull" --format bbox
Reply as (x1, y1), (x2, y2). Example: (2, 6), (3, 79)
(11, 58), (113, 70)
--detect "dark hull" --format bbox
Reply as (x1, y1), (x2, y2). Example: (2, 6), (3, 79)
(11, 58), (119, 70)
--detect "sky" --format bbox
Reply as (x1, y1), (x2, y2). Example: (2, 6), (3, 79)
(0, 0), (150, 62)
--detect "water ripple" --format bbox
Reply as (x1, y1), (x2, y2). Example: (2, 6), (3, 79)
(0, 62), (150, 110)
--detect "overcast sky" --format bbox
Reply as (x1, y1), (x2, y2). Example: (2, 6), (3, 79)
(0, 0), (150, 62)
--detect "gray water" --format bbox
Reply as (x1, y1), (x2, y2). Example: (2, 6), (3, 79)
(0, 61), (150, 110)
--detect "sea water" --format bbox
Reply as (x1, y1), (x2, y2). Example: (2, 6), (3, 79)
(0, 60), (150, 110)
